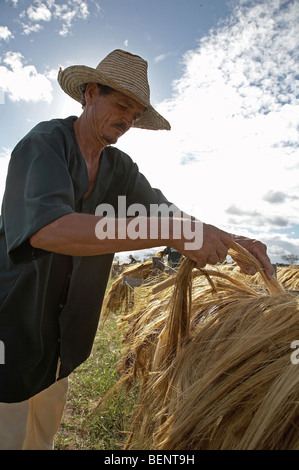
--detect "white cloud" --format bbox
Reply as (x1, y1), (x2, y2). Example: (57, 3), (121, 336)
(6, 0), (19, 6)
(27, 3), (52, 22)
(51, 0), (90, 36)
(0, 26), (14, 41)
(119, 0), (299, 263)
(0, 51), (53, 102)
(154, 51), (175, 63)
(154, 54), (167, 63)
(260, 232), (299, 263)
(78, 1), (89, 19)
(45, 67), (59, 80)
(20, 0), (90, 36)
(22, 22), (43, 35)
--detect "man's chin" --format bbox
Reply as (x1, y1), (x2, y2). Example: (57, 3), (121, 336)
(103, 134), (120, 145)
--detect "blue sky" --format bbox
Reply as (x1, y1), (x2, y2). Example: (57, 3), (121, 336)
(0, 0), (299, 263)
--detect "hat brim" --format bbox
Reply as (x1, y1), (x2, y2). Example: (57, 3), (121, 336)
(57, 65), (171, 131)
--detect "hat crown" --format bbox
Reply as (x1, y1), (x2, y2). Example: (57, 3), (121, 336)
(57, 49), (171, 130)
(96, 49), (150, 105)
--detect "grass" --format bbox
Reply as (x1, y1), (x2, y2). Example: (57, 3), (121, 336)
(54, 308), (138, 450)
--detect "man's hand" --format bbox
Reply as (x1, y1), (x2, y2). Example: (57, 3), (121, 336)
(172, 218), (274, 279)
(173, 222), (233, 269)
(231, 235), (274, 278)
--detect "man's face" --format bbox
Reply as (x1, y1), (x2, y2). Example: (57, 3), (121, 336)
(86, 84), (145, 146)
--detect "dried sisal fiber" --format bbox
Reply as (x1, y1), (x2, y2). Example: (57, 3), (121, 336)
(113, 243), (299, 450)
(148, 292), (299, 450)
(101, 260), (164, 320)
(277, 265), (299, 290)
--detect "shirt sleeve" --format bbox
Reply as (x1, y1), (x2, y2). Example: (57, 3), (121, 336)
(126, 161), (179, 215)
(3, 131), (76, 264)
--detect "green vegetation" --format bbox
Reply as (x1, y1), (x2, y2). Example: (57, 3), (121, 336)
(54, 311), (137, 450)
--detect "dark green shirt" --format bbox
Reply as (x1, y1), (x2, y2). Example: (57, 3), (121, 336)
(0, 116), (171, 403)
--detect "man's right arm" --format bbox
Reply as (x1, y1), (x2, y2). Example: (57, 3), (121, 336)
(29, 212), (234, 269)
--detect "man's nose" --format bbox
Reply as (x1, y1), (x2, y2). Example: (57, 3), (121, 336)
(122, 114), (133, 129)
(116, 121), (129, 133)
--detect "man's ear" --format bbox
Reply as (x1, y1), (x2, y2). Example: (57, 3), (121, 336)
(85, 83), (99, 105)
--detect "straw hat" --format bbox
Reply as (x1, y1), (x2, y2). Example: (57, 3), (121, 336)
(57, 49), (171, 131)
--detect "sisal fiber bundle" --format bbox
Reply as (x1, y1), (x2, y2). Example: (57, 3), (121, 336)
(277, 266), (299, 290)
(102, 260), (162, 319)
(138, 291), (299, 450)
(112, 243), (299, 450)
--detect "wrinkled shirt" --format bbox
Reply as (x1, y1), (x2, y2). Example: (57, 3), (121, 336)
(0, 116), (172, 402)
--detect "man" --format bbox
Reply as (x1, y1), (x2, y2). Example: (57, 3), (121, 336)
(162, 247), (182, 269)
(0, 49), (273, 450)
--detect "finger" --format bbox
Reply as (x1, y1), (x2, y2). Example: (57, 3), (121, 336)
(216, 244), (229, 260)
(207, 253), (220, 265)
(195, 254), (209, 269)
(256, 254), (274, 278)
(249, 243), (274, 278)
(220, 231), (234, 249)
(208, 245), (229, 265)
